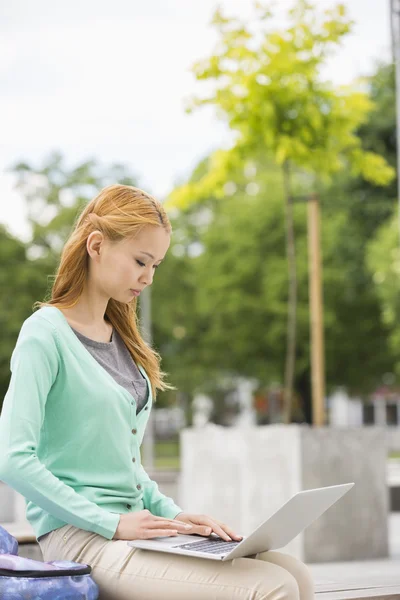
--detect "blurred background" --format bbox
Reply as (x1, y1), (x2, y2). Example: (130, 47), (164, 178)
(1, 0), (400, 569)
(1, 0), (398, 460)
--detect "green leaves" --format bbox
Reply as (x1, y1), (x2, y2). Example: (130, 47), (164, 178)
(349, 149), (395, 186)
(367, 215), (400, 377)
(169, 0), (393, 213)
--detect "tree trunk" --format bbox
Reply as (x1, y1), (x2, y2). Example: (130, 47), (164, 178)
(282, 161), (297, 424)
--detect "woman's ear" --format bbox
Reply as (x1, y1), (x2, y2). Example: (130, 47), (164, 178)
(87, 231), (104, 259)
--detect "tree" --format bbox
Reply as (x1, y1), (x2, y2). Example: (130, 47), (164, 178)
(161, 149), (393, 421)
(320, 61), (398, 399)
(12, 151), (139, 260)
(0, 225), (55, 405)
(367, 215), (400, 379)
(166, 1), (394, 422)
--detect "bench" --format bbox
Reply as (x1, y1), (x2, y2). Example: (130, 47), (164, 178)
(315, 584), (400, 599)
(312, 558), (400, 600)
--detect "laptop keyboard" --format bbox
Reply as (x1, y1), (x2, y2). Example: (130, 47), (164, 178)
(175, 538), (241, 555)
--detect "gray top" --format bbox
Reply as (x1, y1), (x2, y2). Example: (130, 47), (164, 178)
(70, 325), (148, 414)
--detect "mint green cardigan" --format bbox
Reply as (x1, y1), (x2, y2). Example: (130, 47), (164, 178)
(0, 306), (182, 540)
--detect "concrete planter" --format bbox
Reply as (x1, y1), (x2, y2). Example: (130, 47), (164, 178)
(179, 424), (389, 562)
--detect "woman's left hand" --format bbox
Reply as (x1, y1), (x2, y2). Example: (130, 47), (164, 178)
(174, 512), (243, 542)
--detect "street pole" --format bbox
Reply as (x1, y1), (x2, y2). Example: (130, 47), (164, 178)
(391, 0), (400, 249)
(307, 193), (326, 426)
(140, 286), (154, 469)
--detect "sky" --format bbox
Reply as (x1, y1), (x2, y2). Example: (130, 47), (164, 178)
(0, 0), (392, 241)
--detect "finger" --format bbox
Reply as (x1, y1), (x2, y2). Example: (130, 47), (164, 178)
(212, 520), (243, 541)
(188, 523), (227, 539)
(143, 529), (178, 539)
(151, 516), (192, 528)
(201, 520), (232, 541)
(148, 519), (192, 531)
(182, 516), (221, 538)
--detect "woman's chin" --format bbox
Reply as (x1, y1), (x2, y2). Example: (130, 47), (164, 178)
(109, 293), (137, 305)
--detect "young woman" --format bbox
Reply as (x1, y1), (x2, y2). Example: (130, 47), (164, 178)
(0, 185), (314, 599)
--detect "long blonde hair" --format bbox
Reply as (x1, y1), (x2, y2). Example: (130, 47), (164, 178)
(33, 184), (176, 400)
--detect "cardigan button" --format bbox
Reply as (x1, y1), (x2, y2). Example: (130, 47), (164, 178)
(136, 484), (142, 491)
(132, 457), (136, 463)
(145, 407), (148, 411)
(126, 504), (132, 509)
(132, 429), (137, 434)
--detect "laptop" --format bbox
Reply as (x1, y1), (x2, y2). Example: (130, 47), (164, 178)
(127, 482), (354, 561)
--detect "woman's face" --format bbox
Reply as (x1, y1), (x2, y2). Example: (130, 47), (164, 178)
(87, 225), (170, 303)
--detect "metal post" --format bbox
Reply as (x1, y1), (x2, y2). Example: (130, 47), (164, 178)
(307, 193), (326, 426)
(392, 0), (400, 249)
(140, 286), (154, 469)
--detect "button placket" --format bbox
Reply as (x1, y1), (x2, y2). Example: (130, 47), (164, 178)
(130, 414), (140, 497)
(131, 426), (137, 466)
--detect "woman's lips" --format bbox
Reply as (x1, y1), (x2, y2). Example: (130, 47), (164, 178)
(130, 290), (141, 296)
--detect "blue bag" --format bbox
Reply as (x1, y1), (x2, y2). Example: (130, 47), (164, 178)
(0, 525), (99, 599)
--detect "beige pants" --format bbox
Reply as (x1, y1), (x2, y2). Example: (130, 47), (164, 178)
(38, 524), (314, 600)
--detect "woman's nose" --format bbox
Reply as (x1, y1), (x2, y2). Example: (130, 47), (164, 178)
(140, 268), (153, 286)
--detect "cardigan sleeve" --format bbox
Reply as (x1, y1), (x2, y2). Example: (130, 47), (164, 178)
(137, 462), (183, 519)
(0, 321), (120, 540)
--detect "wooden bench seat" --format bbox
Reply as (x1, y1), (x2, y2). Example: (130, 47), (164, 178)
(315, 583), (400, 599)
(311, 558), (400, 600)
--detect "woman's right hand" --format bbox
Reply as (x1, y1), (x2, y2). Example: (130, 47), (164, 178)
(113, 509), (193, 540)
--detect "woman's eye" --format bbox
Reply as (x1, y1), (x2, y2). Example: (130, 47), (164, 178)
(136, 259), (160, 270)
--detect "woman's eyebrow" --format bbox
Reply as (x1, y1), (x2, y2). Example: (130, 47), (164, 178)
(139, 251), (164, 262)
